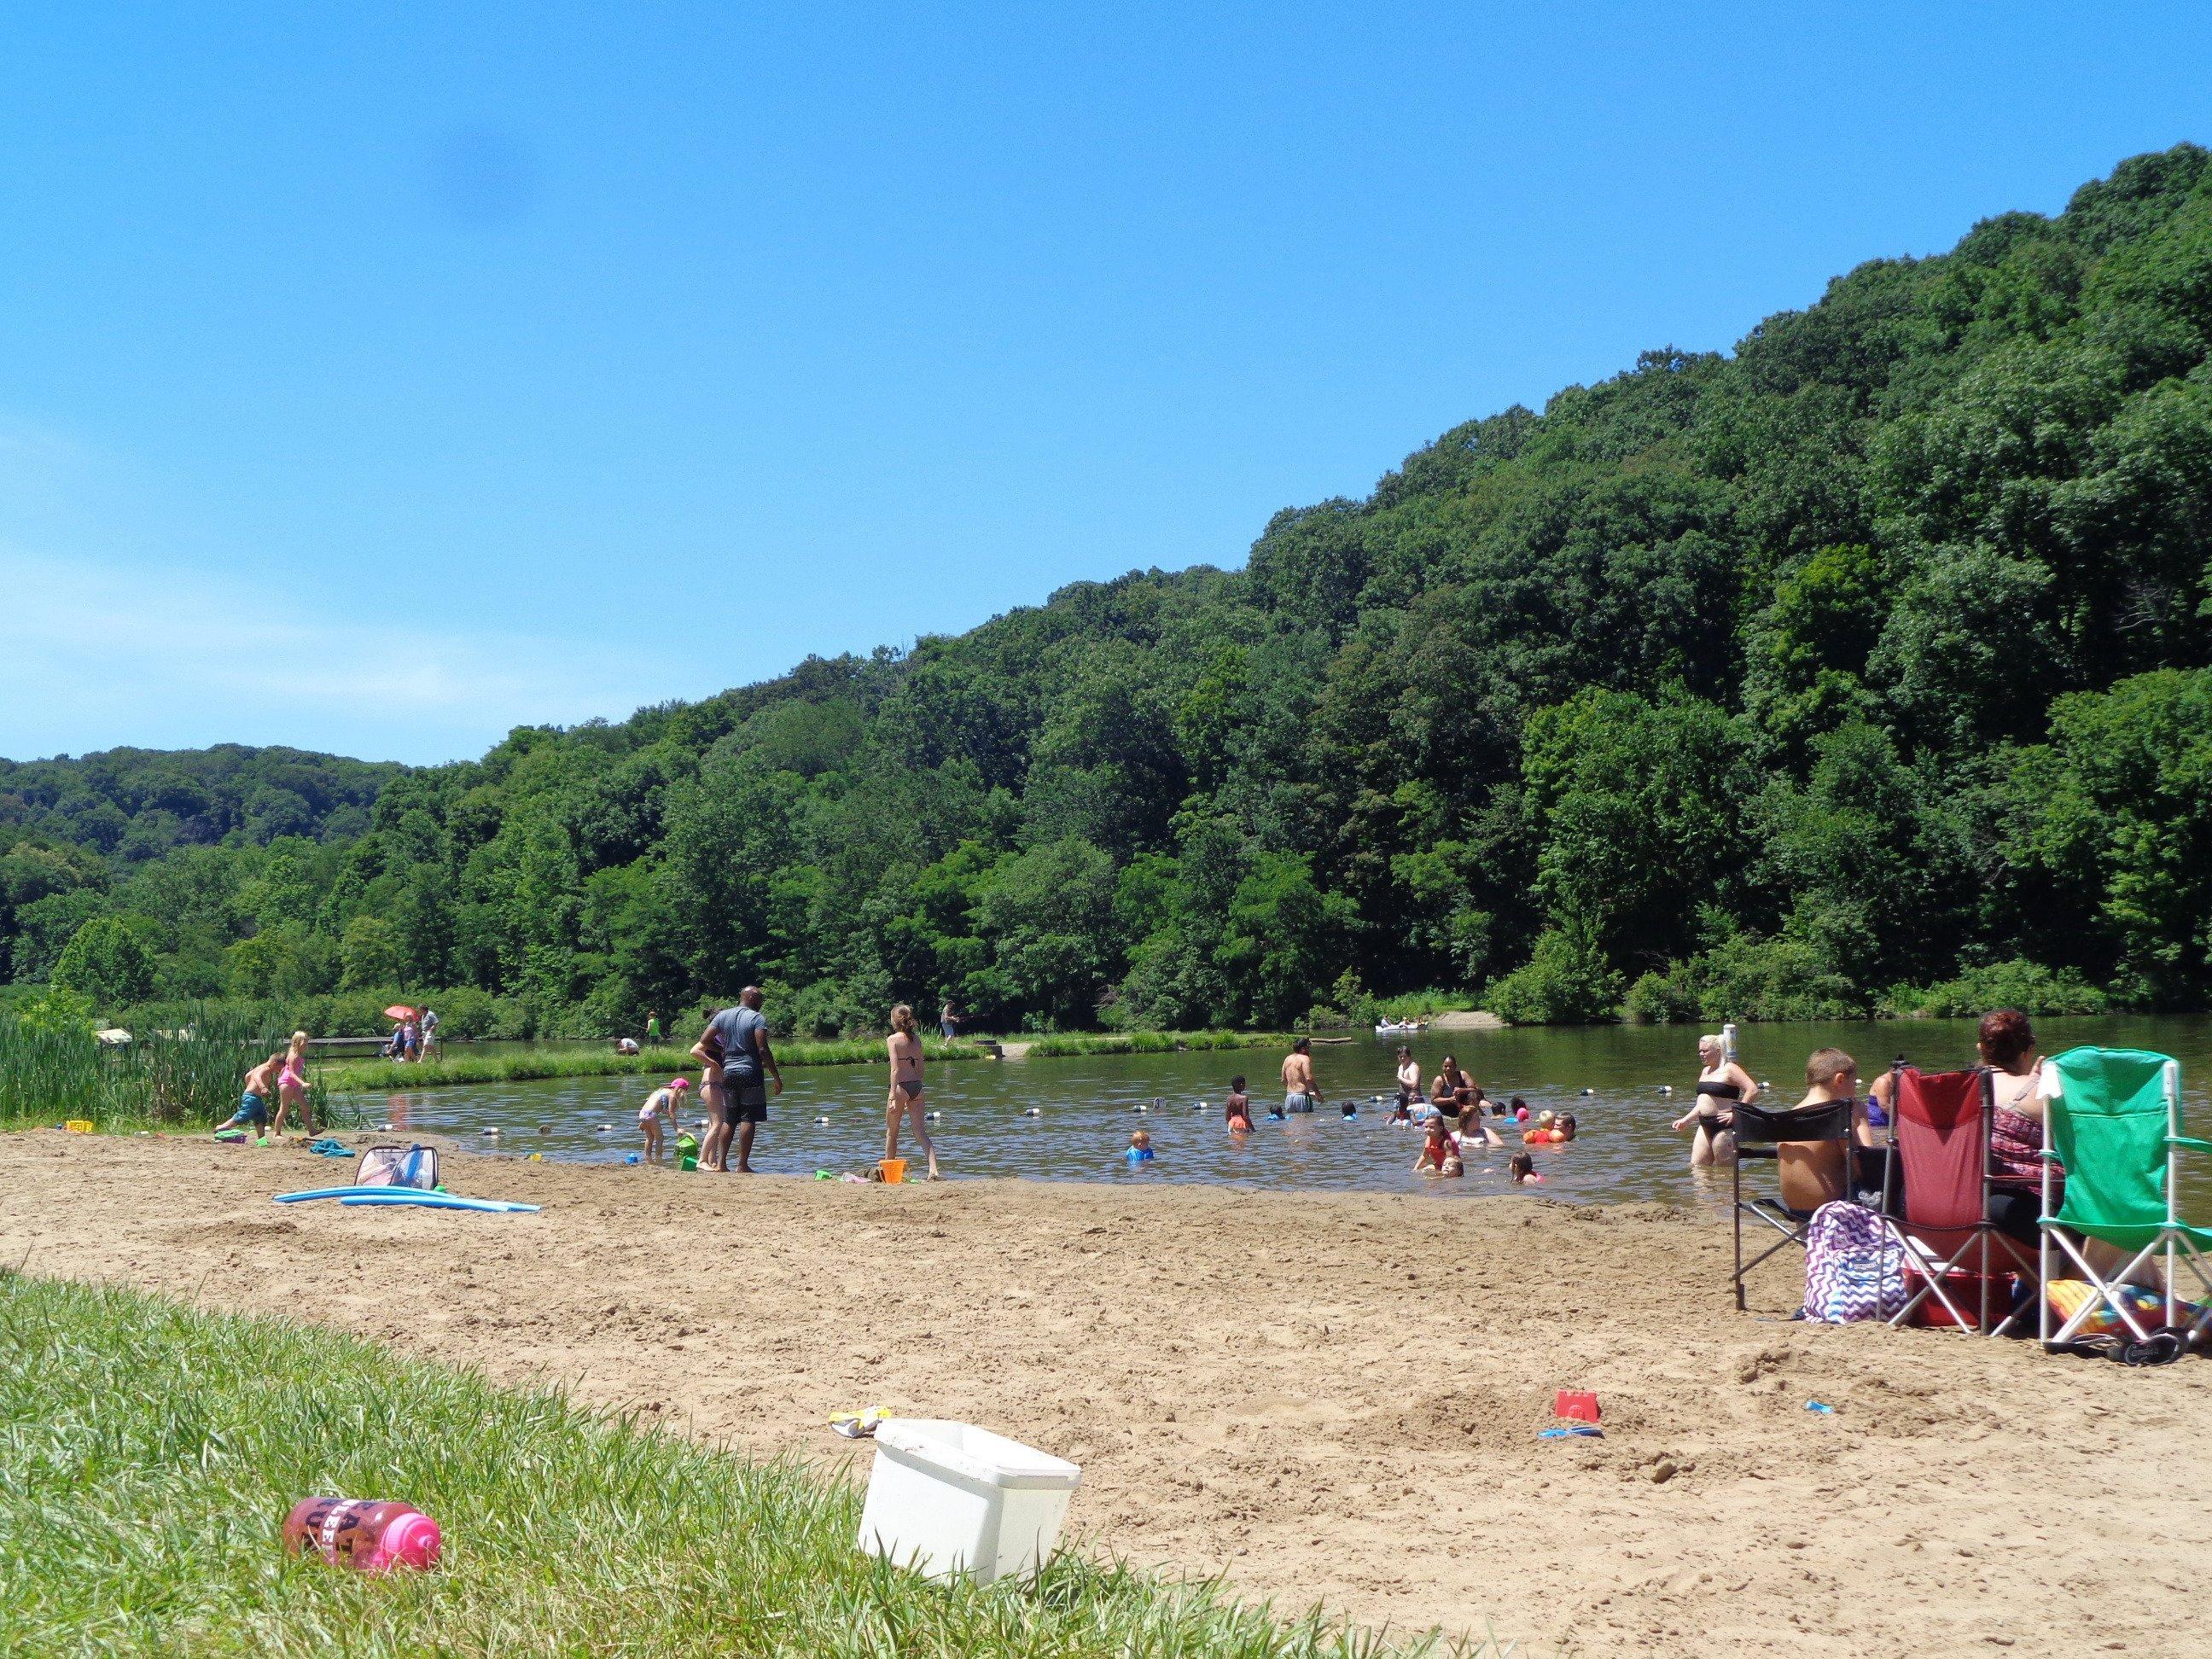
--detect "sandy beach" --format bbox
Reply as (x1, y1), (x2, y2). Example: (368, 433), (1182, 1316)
(4, 1132), (2208, 1656)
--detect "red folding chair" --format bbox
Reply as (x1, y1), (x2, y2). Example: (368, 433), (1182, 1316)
(1880, 1066), (2037, 1333)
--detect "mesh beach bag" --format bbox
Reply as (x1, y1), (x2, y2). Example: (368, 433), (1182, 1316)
(355, 1144), (439, 1190)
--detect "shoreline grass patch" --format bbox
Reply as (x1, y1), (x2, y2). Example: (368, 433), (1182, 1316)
(0, 1272), (1456, 1656)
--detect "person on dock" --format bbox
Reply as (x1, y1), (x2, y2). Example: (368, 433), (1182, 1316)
(885, 1004), (940, 1179)
(1280, 1038), (1322, 1114)
(693, 987), (781, 1174)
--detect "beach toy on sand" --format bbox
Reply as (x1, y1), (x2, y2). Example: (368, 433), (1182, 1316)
(284, 1498), (441, 1573)
(527, 1152), (544, 1161)
(879, 1158), (908, 1185)
(1555, 1390), (1600, 1423)
(1805, 1400), (1836, 1415)
(339, 1193), (539, 1214)
(65, 1120), (95, 1134)
(623, 1152), (640, 1164)
(830, 1406), (889, 1439)
(1538, 1426), (1603, 1440)
(215, 1127), (247, 1143)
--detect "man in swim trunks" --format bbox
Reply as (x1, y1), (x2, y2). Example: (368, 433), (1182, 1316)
(1280, 1038), (1322, 1114)
(694, 987), (782, 1173)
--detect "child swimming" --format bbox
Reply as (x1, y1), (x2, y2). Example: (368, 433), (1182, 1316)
(1413, 1118), (1458, 1176)
(1225, 1077), (1254, 1134)
(1126, 1128), (1155, 1164)
(1509, 1150), (1543, 1184)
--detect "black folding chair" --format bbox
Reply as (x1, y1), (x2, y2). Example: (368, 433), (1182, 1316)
(1732, 1098), (1854, 1310)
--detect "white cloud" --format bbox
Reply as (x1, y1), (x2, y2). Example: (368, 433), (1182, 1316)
(0, 546), (641, 764)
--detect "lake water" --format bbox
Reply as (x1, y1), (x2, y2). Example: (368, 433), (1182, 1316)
(337, 1015), (2212, 1211)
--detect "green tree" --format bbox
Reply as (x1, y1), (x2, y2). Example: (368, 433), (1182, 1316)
(50, 916), (156, 1007)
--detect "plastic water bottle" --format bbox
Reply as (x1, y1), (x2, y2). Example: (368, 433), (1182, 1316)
(283, 1498), (442, 1572)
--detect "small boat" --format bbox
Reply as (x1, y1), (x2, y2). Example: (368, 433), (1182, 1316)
(1374, 1021), (1427, 1036)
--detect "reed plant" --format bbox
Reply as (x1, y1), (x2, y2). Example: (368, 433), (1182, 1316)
(0, 1272), (1458, 1657)
(0, 1000), (324, 1132)
(320, 1037), (991, 1095)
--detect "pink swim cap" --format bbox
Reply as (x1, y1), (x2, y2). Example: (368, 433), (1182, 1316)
(670, 1077), (690, 1091)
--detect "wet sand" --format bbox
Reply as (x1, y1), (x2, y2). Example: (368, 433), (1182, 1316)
(4, 1132), (2208, 1656)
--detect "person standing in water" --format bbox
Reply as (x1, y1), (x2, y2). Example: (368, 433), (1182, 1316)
(1672, 1032), (1759, 1167)
(885, 1004), (940, 1179)
(1394, 1045), (1422, 1112)
(1280, 1037), (1322, 1113)
(693, 987), (781, 1173)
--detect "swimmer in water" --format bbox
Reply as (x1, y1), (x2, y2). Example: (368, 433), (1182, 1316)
(1126, 1128), (1155, 1164)
(1225, 1076), (1254, 1134)
(1672, 1032), (1758, 1167)
(1413, 1117), (1458, 1176)
(1509, 1150), (1542, 1184)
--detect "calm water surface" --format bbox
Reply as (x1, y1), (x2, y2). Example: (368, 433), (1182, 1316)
(341, 1016), (2212, 1210)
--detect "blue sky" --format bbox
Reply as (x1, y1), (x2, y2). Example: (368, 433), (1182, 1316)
(3, 4), (2209, 765)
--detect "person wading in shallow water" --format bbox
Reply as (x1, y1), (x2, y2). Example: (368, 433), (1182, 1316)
(884, 1004), (941, 1179)
(1280, 1037), (1323, 1114)
(691, 987), (781, 1173)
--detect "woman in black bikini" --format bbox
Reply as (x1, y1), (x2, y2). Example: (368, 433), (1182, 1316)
(1670, 1033), (1758, 1167)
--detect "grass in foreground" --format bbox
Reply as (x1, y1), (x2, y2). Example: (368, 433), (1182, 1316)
(0, 1273), (1470, 1658)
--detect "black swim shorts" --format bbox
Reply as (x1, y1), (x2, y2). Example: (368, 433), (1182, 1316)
(719, 1072), (770, 1123)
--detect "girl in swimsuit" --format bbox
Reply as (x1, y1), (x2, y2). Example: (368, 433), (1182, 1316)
(1672, 1033), (1758, 1167)
(271, 1030), (312, 1138)
(884, 1004), (940, 1179)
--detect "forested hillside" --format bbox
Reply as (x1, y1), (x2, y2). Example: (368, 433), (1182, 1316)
(10, 146), (2212, 1033)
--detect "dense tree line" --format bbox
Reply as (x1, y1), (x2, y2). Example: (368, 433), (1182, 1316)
(8, 147), (2212, 1031)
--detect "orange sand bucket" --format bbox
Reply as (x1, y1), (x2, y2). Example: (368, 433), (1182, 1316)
(878, 1158), (908, 1185)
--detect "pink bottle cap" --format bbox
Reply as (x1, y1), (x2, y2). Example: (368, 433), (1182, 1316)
(381, 1511), (442, 1571)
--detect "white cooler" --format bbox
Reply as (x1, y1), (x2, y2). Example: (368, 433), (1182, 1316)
(857, 1418), (1082, 1585)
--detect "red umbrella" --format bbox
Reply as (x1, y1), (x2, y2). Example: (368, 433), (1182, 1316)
(384, 1004), (417, 1022)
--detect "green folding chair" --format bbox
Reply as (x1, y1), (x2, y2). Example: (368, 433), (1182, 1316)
(2039, 1046), (2212, 1348)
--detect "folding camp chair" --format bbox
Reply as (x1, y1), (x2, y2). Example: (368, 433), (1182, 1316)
(1732, 1098), (1854, 1310)
(2039, 1046), (2212, 1348)
(1878, 1066), (2038, 1334)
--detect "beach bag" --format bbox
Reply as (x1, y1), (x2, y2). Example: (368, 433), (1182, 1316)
(1802, 1201), (1905, 1323)
(355, 1144), (439, 1190)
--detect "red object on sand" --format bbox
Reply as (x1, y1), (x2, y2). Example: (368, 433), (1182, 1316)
(1555, 1390), (1600, 1422)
